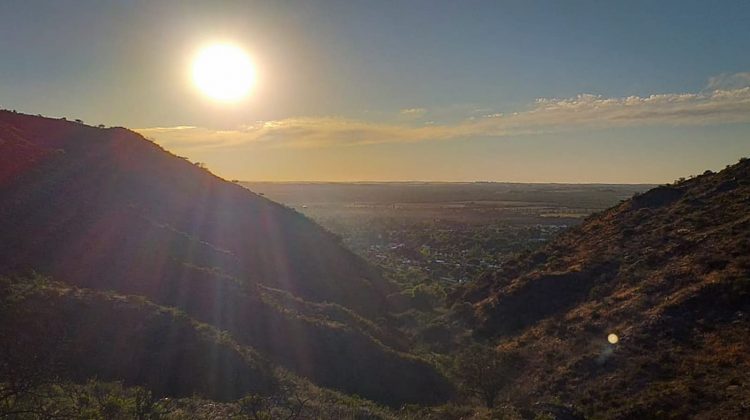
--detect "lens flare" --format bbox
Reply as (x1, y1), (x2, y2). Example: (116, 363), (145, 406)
(608, 333), (619, 344)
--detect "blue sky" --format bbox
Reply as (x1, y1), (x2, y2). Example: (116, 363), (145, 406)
(1, 0), (749, 182)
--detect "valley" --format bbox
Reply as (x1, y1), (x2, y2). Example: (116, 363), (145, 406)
(1, 112), (748, 419)
(244, 182), (650, 287)
(3, 3), (749, 418)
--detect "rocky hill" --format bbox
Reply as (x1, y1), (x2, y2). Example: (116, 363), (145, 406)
(0, 110), (453, 407)
(458, 158), (750, 418)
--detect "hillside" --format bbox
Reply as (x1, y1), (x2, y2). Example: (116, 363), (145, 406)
(0, 274), (276, 401)
(0, 110), (452, 406)
(458, 158), (750, 418)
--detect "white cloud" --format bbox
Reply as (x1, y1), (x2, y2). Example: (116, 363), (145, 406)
(137, 73), (750, 150)
(399, 107), (427, 118)
(706, 72), (750, 91)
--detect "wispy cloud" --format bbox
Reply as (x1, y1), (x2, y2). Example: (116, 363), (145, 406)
(399, 107), (427, 118)
(706, 72), (750, 91)
(137, 73), (750, 150)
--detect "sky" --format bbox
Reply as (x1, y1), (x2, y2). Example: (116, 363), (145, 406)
(1, 0), (749, 183)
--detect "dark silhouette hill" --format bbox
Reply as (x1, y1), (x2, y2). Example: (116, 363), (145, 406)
(458, 158), (750, 418)
(0, 110), (452, 406)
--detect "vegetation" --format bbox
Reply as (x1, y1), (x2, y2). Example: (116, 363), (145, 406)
(2, 112), (749, 418)
(1, 380), (164, 419)
(452, 345), (524, 409)
(455, 157), (750, 418)
(0, 110), (451, 407)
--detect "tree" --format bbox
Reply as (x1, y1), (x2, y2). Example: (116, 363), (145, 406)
(452, 344), (524, 408)
(238, 380), (308, 420)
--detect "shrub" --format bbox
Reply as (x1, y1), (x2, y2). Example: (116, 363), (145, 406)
(452, 344), (525, 408)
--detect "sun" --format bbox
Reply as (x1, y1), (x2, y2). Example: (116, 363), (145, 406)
(192, 44), (256, 102)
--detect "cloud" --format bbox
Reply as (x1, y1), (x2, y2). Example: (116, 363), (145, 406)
(399, 107), (427, 118)
(137, 73), (750, 150)
(706, 72), (750, 91)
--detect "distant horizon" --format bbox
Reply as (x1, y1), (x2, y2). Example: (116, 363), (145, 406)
(2, 1), (748, 183)
(3, 3), (750, 417)
(240, 179), (658, 186)
(3, 107), (739, 185)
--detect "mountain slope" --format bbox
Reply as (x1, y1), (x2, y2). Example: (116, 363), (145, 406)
(0, 274), (277, 401)
(458, 159), (750, 417)
(0, 110), (452, 406)
(0, 111), (389, 315)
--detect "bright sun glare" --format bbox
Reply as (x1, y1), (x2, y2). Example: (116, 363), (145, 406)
(192, 44), (256, 102)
